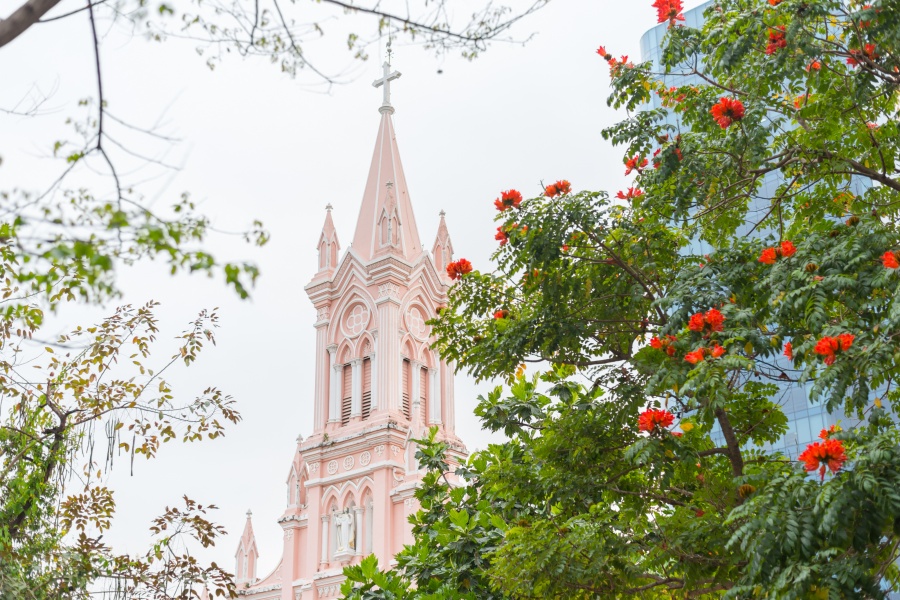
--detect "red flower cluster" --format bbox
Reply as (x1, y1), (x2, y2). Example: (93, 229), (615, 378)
(616, 187), (644, 200)
(545, 180), (572, 198)
(813, 333), (854, 366)
(684, 343), (725, 364)
(493, 309), (509, 320)
(495, 226), (509, 246)
(799, 438), (847, 480)
(783, 341), (793, 360)
(638, 408), (675, 432)
(446, 258), (473, 281)
(847, 43), (878, 66)
(650, 334), (678, 356)
(494, 189), (523, 212)
(688, 308), (725, 333)
(758, 240), (797, 265)
(765, 26), (787, 55)
(806, 59), (822, 71)
(652, 0), (684, 27)
(625, 155), (648, 175)
(710, 97), (745, 129)
(883, 251), (899, 269)
(768, 0), (782, 5)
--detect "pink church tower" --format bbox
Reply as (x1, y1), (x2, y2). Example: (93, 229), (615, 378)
(234, 62), (468, 600)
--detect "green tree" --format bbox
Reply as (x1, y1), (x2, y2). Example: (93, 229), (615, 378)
(343, 0), (900, 597)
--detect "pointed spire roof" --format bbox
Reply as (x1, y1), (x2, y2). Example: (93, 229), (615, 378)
(350, 66), (423, 264)
(434, 210), (452, 250)
(319, 204), (338, 244)
(237, 509), (258, 557)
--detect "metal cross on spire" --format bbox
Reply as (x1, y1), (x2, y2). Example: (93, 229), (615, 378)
(373, 61), (401, 114)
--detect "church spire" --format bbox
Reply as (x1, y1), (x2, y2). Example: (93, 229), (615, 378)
(234, 509), (259, 585)
(432, 210), (454, 277)
(350, 63), (423, 264)
(316, 204), (340, 275)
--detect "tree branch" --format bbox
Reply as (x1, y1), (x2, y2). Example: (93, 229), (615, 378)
(0, 0), (64, 47)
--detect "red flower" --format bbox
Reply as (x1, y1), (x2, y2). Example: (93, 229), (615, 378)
(768, 0), (782, 5)
(494, 189), (523, 212)
(838, 333), (855, 351)
(705, 308), (725, 332)
(847, 44), (878, 66)
(685, 348), (705, 364)
(806, 60), (822, 71)
(650, 336), (663, 349)
(765, 26), (787, 55)
(596, 46), (611, 59)
(544, 180), (572, 198)
(759, 241), (797, 264)
(814, 334), (853, 365)
(666, 345), (676, 357)
(819, 425), (840, 440)
(638, 408), (675, 432)
(710, 343), (726, 358)
(799, 438), (847, 480)
(493, 309), (509, 319)
(710, 97), (745, 129)
(446, 258), (473, 281)
(758, 247), (777, 265)
(652, 0), (684, 27)
(883, 251), (899, 269)
(688, 312), (705, 332)
(783, 341), (793, 360)
(495, 226), (509, 246)
(624, 155), (648, 175)
(616, 187), (644, 200)
(672, 431), (683, 438)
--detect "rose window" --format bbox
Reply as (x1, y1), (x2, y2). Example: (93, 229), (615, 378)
(344, 305), (369, 337)
(407, 307), (427, 339)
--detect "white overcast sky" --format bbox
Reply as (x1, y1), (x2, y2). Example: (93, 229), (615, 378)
(1, 0), (708, 579)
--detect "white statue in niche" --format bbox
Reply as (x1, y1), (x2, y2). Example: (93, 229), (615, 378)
(334, 509), (356, 552)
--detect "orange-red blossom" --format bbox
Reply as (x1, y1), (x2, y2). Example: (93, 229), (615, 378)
(759, 241), (797, 265)
(688, 308), (725, 333)
(799, 438), (847, 480)
(638, 408), (674, 432)
(494, 189), (523, 212)
(446, 258), (473, 281)
(813, 333), (854, 366)
(544, 180), (572, 198)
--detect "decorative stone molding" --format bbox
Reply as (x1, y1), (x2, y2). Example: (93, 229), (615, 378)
(317, 584), (340, 597)
(378, 282), (400, 299)
(284, 529), (294, 540)
(391, 445), (401, 456)
(316, 306), (330, 321)
(374, 444), (385, 456)
(309, 462), (319, 474)
(343, 455), (354, 471)
(359, 450), (371, 466)
(327, 460), (338, 475)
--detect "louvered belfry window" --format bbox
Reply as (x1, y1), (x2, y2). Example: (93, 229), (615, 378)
(341, 364), (352, 425)
(420, 366), (428, 425)
(401, 359), (411, 419)
(362, 357), (372, 420)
